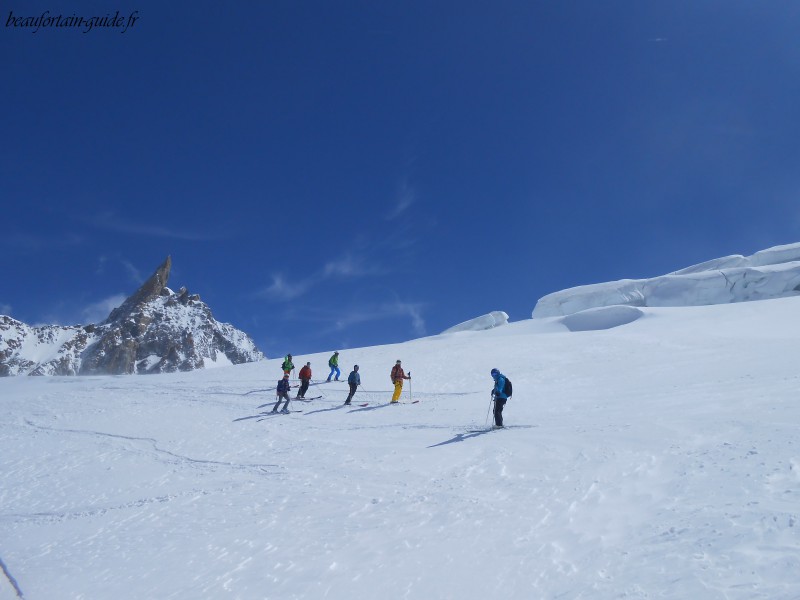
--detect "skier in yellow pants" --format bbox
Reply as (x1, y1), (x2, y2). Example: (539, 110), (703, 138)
(390, 360), (410, 403)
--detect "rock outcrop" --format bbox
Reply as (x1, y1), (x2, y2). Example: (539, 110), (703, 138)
(0, 257), (263, 376)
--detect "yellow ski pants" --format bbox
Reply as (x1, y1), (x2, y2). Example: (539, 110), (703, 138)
(391, 380), (403, 402)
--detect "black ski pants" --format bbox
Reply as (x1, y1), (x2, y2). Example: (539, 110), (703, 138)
(493, 398), (506, 427)
(297, 378), (310, 398)
(345, 383), (358, 404)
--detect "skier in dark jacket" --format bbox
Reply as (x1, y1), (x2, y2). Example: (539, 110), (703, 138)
(271, 374), (292, 413)
(490, 368), (510, 428)
(344, 365), (360, 405)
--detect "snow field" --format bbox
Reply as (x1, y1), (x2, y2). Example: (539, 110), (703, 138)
(1, 297), (800, 599)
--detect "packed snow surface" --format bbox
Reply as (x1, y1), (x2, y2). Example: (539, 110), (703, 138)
(2, 298), (800, 599)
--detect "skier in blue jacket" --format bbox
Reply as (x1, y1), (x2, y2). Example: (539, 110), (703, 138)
(490, 368), (510, 428)
(344, 365), (360, 405)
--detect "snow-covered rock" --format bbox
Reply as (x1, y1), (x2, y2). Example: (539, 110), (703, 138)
(441, 310), (509, 333)
(0, 256), (263, 376)
(533, 242), (800, 318)
(0, 318), (93, 376)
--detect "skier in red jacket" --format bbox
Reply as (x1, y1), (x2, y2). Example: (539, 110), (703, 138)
(390, 360), (410, 403)
(296, 362), (312, 399)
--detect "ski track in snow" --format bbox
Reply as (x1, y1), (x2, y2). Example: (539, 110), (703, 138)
(2, 299), (800, 598)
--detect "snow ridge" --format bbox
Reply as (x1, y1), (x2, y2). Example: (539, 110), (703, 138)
(441, 310), (509, 333)
(533, 242), (800, 318)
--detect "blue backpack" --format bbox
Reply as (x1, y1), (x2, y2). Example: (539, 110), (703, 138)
(502, 377), (512, 398)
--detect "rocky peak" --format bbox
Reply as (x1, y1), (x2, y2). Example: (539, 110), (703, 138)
(106, 255), (172, 323)
(0, 257), (264, 376)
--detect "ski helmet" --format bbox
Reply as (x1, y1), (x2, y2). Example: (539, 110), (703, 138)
(490, 368), (499, 376)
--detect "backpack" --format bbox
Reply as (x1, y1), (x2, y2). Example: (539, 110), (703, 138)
(502, 377), (512, 398)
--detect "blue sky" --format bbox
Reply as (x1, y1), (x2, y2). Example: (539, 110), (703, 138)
(2, 1), (800, 357)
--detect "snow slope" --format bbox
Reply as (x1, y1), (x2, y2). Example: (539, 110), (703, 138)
(1, 298), (799, 599)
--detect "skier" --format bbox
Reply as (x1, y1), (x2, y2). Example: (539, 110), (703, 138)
(282, 354), (294, 376)
(344, 365), (360, 405)
(271, 374), (292, 414)
(490, 368), (510, 428)
(390, 360), (410, 403)
(327, 351), (340, 381)
(296, 362), (312, 399)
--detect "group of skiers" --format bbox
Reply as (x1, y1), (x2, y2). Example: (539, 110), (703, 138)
(272, 352), (512, 428)
(272, 352), (356, 413)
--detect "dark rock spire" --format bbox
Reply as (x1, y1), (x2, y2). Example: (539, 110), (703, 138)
(105, 256), (171, 324)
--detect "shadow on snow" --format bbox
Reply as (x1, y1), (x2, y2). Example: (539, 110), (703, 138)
(428, 425), (536, 447)
(427, 429), (496, 447)
(304, 405), (347, 416)
(233, 413), (270, 422)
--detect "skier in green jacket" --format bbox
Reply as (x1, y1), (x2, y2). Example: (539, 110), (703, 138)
(326, 351), (340, 381)
(282, 354), (294, 376)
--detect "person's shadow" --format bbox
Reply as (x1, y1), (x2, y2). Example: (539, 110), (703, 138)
(233, 412), (270, 422)
(427, 429), (494, 448)
(304, 405), (346, 416)
(346, 403), (394, 413)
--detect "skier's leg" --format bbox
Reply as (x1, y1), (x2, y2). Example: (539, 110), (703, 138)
(345, 383), (356, 404)
(494, 399), (505, 427)
(391, 380), (403, 402)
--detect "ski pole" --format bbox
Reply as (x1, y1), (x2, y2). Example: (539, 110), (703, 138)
(485, 394), (494, 428)
(408, 371), (412, 402)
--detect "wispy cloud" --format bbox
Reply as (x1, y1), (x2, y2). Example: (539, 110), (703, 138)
(257, 253), (383, 302)
(81, 294), (127, 324)
(89, 212), (224, 241)
(324, 257), (359, 278)
(0, 303), (11, 316)
(96, 256), (144, 284)
(386, 180), (416, 220)
(293, 296), (427, 338)
(257, 274), (314, 301)
(396, 301), (426, 336)
(121, 260), (143, 283)
(323, 254), (382, 278)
